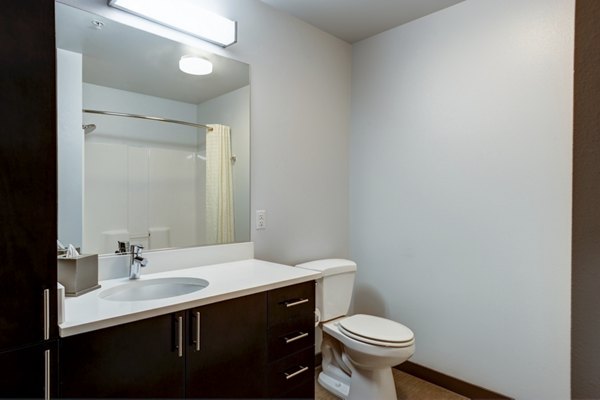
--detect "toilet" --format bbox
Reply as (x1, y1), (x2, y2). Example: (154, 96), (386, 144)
(296, 259), (414, 400)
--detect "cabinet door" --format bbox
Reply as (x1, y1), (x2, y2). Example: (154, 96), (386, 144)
(0, 0), (57, 351)
(60, 313), (185, 398)
(0, 341), (57, 399)
(186, 293), (268, 398)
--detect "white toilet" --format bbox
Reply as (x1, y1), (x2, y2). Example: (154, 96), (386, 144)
(296, 259), (415, 400)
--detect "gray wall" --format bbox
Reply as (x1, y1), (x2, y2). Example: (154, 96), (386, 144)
(349, 0), (573, 398)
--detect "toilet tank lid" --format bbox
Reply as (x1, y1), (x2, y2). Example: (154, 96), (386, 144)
(295, 259), (357, 276)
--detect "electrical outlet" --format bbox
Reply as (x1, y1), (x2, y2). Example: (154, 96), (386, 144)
(256, 210), (266, 230)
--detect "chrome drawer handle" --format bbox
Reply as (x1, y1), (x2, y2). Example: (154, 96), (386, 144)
(284, 298), (309, 308)
(284, 331), (309, 344)
(284, 365), (308, 380)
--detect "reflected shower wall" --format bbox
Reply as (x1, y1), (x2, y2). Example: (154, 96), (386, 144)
(84, 141), (204, 253)
(82, 83), (205, 254)
(81, 83), (250, 254)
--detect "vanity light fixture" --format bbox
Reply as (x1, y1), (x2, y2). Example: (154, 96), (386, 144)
(107, 0), (237, 47)
(179, 56), (213, 75)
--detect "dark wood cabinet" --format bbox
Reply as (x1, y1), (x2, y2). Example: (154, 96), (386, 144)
(0, 1), (58, 397)
(60, 312), (185, 398)
(0, 341), (58, 399)
(59, 284), (315, 399)
(60, 292), (270, 399)
(186, 293), (267, 398)
(0, 0), (57, 352)
(267, 281), (316, 399)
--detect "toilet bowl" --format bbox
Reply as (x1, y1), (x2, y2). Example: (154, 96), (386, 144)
(295, 259), (415, 400)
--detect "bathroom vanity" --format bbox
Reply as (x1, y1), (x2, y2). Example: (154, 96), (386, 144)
(51, 2), (314, 398)
(58, 259), (319, 399)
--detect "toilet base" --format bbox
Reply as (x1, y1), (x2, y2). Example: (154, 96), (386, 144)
(347, 363), (396, 400)
(318, 370), (349, 399)
(318, 364), (397, 400)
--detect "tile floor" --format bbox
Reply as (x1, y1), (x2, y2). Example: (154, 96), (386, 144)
(314, 367), (468, 400)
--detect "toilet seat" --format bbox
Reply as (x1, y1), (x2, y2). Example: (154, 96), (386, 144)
(338, 314), (414, 348)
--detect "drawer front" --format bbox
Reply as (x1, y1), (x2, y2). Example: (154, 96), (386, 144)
(280, 378), (315, 400)
(268, 346), (315, 397)
(268, 281), (315, 326)
(268, 315), (314, 361)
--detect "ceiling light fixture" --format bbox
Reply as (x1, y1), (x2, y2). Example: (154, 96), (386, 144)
(179, 56), (213, 75)
(107, 0), (237, 47)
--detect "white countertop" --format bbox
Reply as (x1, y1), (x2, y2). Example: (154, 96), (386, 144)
(59, 259), (321, 337)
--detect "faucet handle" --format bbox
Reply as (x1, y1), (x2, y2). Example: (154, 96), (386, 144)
(117, 241), (130, 254)
(130, 244), (144, 255)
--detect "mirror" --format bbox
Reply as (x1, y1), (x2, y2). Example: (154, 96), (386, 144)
(56, 3), (250, 255)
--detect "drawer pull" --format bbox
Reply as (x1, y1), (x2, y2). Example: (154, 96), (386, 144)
(284, 298), (309, 308)
(284, 331), (309, 344)
(284, 365), (309, 380)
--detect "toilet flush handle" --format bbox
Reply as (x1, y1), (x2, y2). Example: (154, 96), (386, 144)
(314, 308), (321, 327)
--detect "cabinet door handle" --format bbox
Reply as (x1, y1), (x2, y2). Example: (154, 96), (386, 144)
(177, 316), (183, 358)
(284, 331), (309, 344)
(194, 312), (201, 352)
(284, 298), (309, 308)
(43, 289), (50, 340)
(44, 349), (50, 400)
(284, 365), (308, 380)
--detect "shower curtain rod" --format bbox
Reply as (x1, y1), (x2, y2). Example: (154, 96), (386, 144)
(83, 109), (213, 131)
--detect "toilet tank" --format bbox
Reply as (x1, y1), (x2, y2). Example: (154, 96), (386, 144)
(295, 259), (357, 322)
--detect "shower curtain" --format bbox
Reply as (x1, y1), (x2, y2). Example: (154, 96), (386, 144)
(205, 124), (234, 244)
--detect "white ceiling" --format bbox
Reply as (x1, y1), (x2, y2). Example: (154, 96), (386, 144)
(261, 0), (465, 43)
(55, 3), (249, 105)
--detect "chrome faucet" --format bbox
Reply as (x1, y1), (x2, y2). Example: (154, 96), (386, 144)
(129, 244), (148, 279)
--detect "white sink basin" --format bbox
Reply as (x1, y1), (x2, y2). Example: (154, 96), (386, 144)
(99, 277), (209, 301)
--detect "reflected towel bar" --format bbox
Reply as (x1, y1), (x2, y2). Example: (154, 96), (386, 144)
(83, 109), (213, 131)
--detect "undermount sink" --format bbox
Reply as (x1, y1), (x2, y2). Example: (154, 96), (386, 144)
(99, 277), (209, 301)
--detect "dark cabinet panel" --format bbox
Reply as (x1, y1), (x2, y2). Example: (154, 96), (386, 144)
(0, 341), (58, 399)
(268, 282), (316, 399)
(58, 282), (316, 399)
(186, 292), (268, 398)
(268, 314), (315, 362)
(0, 0), (57, 351)
(268, 347), (315, 399)
(268, 281), (315, 324)
(60, 313), (185, 398)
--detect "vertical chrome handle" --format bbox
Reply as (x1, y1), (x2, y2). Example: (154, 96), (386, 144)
(43, 289), (50, 340)
(177, 316), (183, 358)
(195, 312), (201, 352)
(44, 349), (50, 400)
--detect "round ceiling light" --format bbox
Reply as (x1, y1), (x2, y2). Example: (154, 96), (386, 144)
(179, 56), (213, 75)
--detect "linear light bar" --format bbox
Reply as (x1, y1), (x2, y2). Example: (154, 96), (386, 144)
(108, 0), (237, 47)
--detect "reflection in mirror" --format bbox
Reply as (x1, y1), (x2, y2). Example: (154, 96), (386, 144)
(56, 3), (250, 255)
